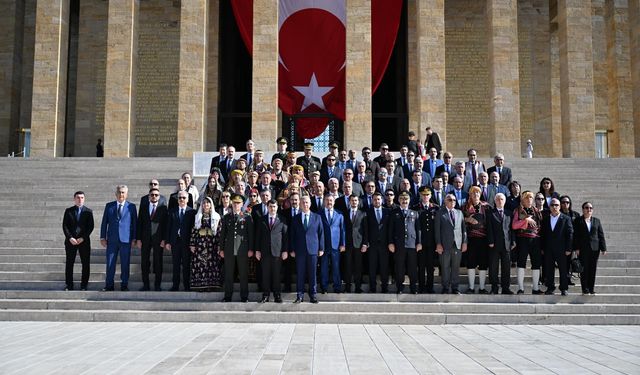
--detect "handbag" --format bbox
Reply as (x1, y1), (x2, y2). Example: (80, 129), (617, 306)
(571, 256), (584, 274)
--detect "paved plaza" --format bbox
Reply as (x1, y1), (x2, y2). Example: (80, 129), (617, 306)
(0, 323), (638, 374)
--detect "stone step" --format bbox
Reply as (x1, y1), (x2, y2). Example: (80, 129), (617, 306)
(0, 308), (637, 325)
(1, 299), (638, 315)
(0, 280), (637, 294)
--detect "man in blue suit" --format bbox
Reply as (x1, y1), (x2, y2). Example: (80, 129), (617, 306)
(319, 194), (345, 294)
(289, 195), (324, 303)
(100, 185), (137, 291)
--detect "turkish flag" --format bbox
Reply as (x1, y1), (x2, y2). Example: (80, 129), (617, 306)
(232, 0), (402, 139)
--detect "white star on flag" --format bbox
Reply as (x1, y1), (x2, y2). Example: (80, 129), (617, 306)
(293, 73), (334, 111)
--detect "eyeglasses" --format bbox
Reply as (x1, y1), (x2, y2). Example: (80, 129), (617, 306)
(535, 198), (544, 201)
(149, 194), (159, 197)
(178, 196), (187, 200)
(385, 193), (394, 197)
(550, 203), (560, 207)
(561, 201), (570, 204)
(222, 195), (230, 198)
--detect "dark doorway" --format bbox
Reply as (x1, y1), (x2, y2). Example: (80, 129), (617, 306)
(372, 0), (408, 150)
(218, 0), (252, 149)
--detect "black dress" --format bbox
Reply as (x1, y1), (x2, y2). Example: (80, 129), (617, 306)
(189, 215), (223, 290)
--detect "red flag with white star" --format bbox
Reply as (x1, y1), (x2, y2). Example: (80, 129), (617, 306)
(232, 0), (402, 139)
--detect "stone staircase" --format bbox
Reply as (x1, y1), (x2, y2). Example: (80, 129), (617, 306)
(0, 157), (639, 324)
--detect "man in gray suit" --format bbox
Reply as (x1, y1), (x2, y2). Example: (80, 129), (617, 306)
(435, 194), (467, 294)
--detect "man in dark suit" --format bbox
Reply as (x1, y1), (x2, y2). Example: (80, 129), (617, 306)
(401, 151), (418, 180)
(541, 198), (574, 296)
(100, 185), (137, 291)
(139, 179), (167, 212)
(395, 145), (409, 170)
(486, 153), (512, 186)
(289, 195), (324, 303)
(281, 192), (302, 292)
(376, 167), (400, 195)
(366, 192), (390, 293)
(343, 195), (368, 293)
(240, 139), (256, 168)
(209, 143), (227, 173)
(220, 194), (255, 302)
(256, 199), (288, 303)
(310, 181), (325, 213)
(257, 172), (277, 199)
(413, 159), (432, 187)
(296, 142), (322, 178)
(321, 141), (340, 169)
(136, 187), (168, 291)
(486, 193), (515, 294)
(424, 127), (443, 159)
(164, 190), (195, 291)
(573, 202), (607, 295)
(361, 180), (377, 211)
(388, 191), (422, 294)
(430, 177), (447, 207)
(435, 152), (455, 176)
(62, 191), (94, 291)
(342, 170), (364, 197)
(334, 182), (361, 214)
(435, 194), (467, 294)
(320, 154), (343, 186)
(449, 161), (473, 192)
(414, 187), (439, 294)
(219, 145), (237, 181)
(361, 147), (380, 178)
(319, 195), (346, 293)
(373, 143), (390, 167)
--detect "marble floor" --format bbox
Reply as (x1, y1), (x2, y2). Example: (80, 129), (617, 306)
(0, 323), (638, 374)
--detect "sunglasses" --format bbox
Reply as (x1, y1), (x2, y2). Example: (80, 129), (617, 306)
(149, 194), (159, 197)
(178, 197), (187, 200)
(561, 201), (570, 204)
(222, 195), (230, 198)
(550, 203), (560, 207)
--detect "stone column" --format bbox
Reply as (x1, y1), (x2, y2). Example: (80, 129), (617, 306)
(606, 0), (634, 157)
(558, 0), (596, 157)
(104, 0), (138, 157)
(30, 0), (69, 157)
(345, 0), (372, 151)
(0, 0), (24, 155)
(251, 0), (278, 152)
(630, 0), (640, 156)
(407, 0), (418, 138)
(550, 26), (563, 157)
(177, 0), (209, 157)
(206, 0), (220, 151)
(416, 0), (447, 150)
(486, 0), (521, 158)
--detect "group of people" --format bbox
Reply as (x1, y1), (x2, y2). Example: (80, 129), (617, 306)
(62, 132), (607, 302)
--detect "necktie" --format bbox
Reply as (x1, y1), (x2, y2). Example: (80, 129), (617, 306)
(76, 207), (82, 222)
(472, 164), (477, 185)
(150, 203), (156, 219)
(497, 167), (502, 175)
(269, 216), (274, 229)
(304, 214), (308, 229)
(482, 186), (487, 200)
(329, 167), (333, 177)
(227, 159), (231, 170)
(118, 204), (123, 219)
(263, 205), (267, 216)
(328, 210), (333, 223)
(352, 210), (357, 222)
(368, 196), (372, 206)
(179, 208), (184, 222)
(456, 191), (461, 203)
(247, 154), (252, 165)
(499, 210), (504, 220)
(293, 208), (298, 217)
(446, 165), (450, 174)
(436, 192), (441, 205)
(376, 209), (381, 223)
(449, 210), (455, 225)
(403, 209), (407, 217)
(360, 175), (363, 183)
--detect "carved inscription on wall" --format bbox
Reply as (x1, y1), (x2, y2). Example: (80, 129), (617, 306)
(518, 6), (534, 145)
(135, 0), (180, 156)
(445, 0), (490, 156)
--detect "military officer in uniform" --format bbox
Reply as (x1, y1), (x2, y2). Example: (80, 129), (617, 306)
(271, 137), (289, 164)
(219, 194), (255, 302)
(416, 187), (439, 293)
(296, 142), (322, 178)
(388, 191), (422, 294)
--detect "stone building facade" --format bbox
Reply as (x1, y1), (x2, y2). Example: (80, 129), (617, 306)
(1, 0), (639, 158)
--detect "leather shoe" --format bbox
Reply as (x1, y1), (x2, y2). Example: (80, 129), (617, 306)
(102, 287), (114, 292)
(259, 296), (269, 303)
(516, 289), (524, 295)
(478, 289), (489, 294)
(355, 288), (363, 294)
(532, 289), (544, 295)
(451, 289), (461, 295)
(139, 286), (150, 292)
(465, 288), (475, 294)
(80, 287), (87, 291)
(310, 297), (319, 304)
(121, 286), (129, 292)
(502, 289), (514, 295)
(274, 295), (283, 303)
(490, 288), (499, 295)
(169, 286), (179, 292)
(221, 297), (232, 302)
(241, 298), (248, 303)
(293, 297), (303, 303)
(64, 286), (73, 291)
(561, 290), (568, 296)
(320, 289), (327, 294)
(544, 290), (554, 295)
(155, 286), (162, 292)
(441, 289), (449, 294)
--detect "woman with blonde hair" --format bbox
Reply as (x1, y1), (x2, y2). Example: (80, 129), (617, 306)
(189, 197), (222, 291)
(463, 186), (491, 294)
(511, 191), (543, 294)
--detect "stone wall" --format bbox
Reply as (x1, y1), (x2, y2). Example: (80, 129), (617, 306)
(445, 0), (490, 158)
(134, 0), (180, 156)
